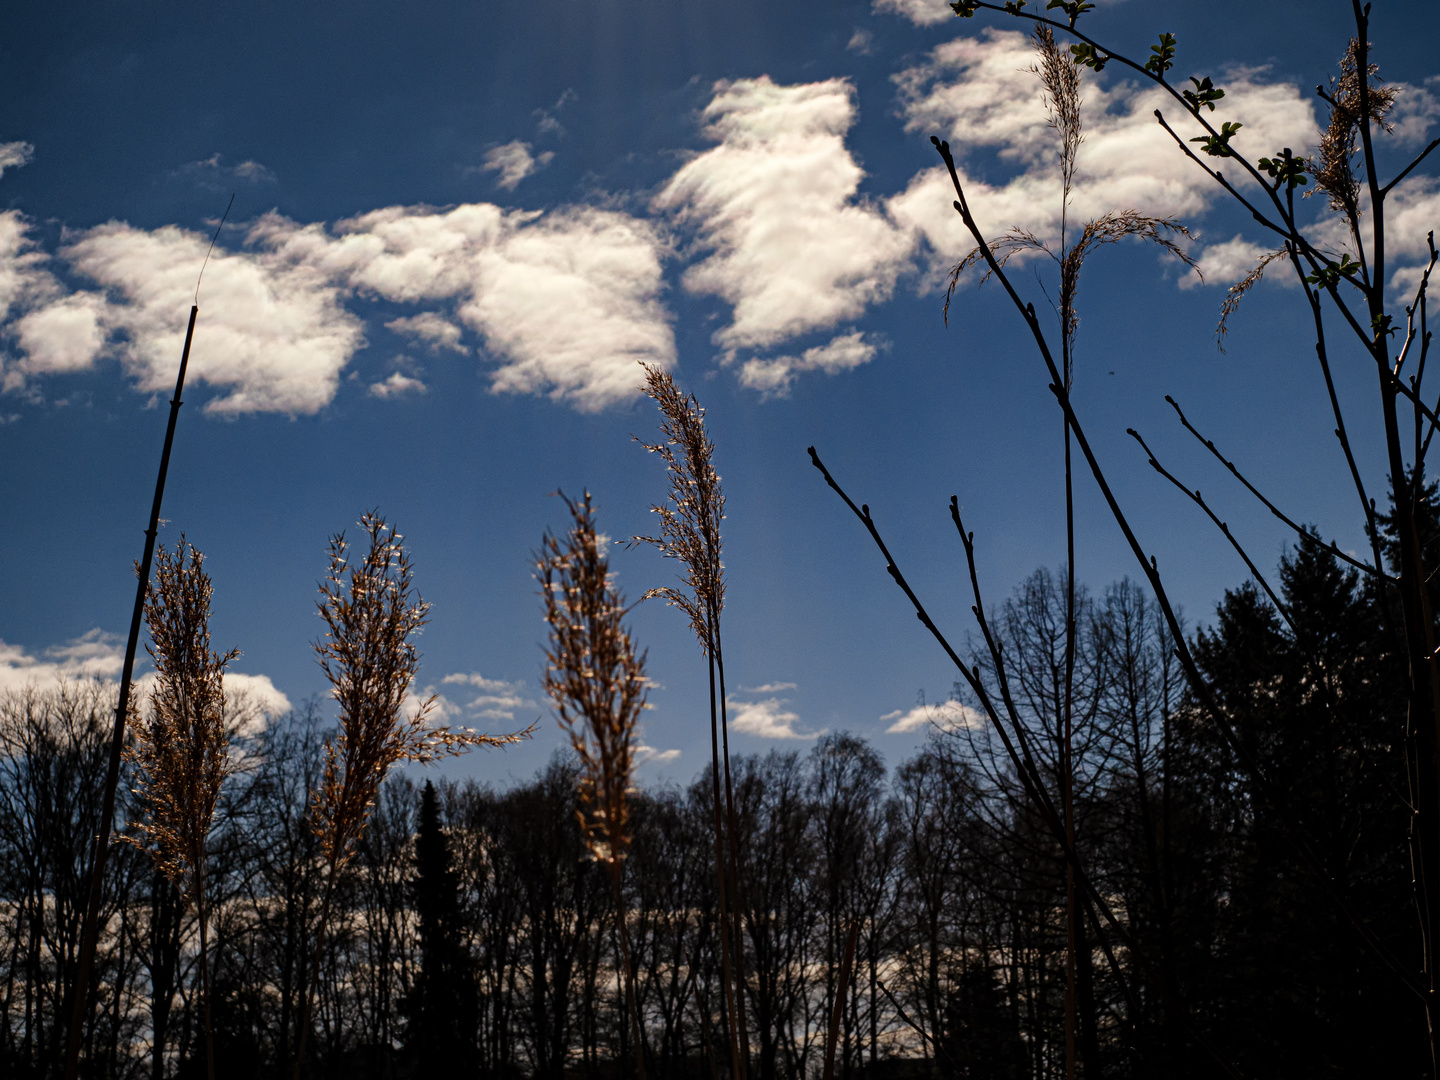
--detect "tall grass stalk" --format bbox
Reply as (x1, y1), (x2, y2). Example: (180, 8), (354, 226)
(539, 490), (649, 1080)
(124, 539), (236, 1080)
(293, 512), (527, 1079)
(64, 302), (200, 1080)
(632, 364), (747, 1079)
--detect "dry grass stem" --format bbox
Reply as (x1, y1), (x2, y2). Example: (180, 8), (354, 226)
(1217, 247), (1289, 347)
(539, 490), (648, 864)
(631, 364), (725, 650)
(539, 489), (649, 1079)
(1313, 38), (1397, 215)
(313, 511), (527, 872)
(125, 538), (236, 891)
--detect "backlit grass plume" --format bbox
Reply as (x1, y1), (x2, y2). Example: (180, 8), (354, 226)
(632, 364), (748, 1080)
(296, 511), (527, 1078)
(539, 490), (648, 1079)
(126, 537), (237, 1080)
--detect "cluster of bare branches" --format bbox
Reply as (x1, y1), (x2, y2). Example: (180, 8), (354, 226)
(814, 0), (1440, 1074)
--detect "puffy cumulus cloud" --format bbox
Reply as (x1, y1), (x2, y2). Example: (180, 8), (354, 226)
(0, 629), (126, 694)
(883, 698), (984, 734)
(1390, 78), (1440, 148)
(260, 202), (675, 410)
(655, 76), (914, 354)
(873, 0), (953, 26)
(1179, 235), (1284, 291)
(739, 330), (877, 397)
(222, 672), (291, 719)
(888, 30), (1319, 279)
(478, 141), (554, 191)
(386, 311), (468, 353)
(14, 292), (108, 374)
(636, 744), (682, 764)
(51, 221), (365, 415)
(726, 688), (826, 739)
(7, 200), (671, 414)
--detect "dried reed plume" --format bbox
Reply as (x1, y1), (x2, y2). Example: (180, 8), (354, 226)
(295, 511), (528, 1079)
(631, 363), (747, 1080)
(539, 490), (648, 1079)
(1312, 38), (1397, 216)
(125, 538), (236, 1080)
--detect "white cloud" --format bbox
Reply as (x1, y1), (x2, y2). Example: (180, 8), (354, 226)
(1390, 79), (1440, 148)
(439, 671), (536, 721)
(741, 681), (798, 694)
(178, 153), (276, 186)
(386, 311), (468, 353)
(883, 698), (984, 733)
(636, 743), (682, 764)
(6, 199), (672, 414)
(888, 31), (1319, 280)
(0, 141), (34, 180)
(739, 329), (877, 397)
(14, 291), (108, 373)
(873, 0), (953, 26)
(49, 220), (365, 415)
(655, 76), (914, 354)
(727, 690), (826, 739)
(260, 201), (675, 411)
(369, 370), (427, 398)
(1179, 235), (1280, 290)
(0, 211), (61, 327)
(0, 631), (288, 736)
(847, 28), (875, 55)
(0, 629), (127, 691)
(479, 141), (554, 191)
(222, 672), (291, 719)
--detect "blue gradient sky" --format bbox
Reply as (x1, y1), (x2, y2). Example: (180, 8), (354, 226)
(2, 0), (1437, 787)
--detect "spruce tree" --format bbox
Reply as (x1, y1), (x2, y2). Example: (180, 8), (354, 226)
(410, 780), (473, 1077)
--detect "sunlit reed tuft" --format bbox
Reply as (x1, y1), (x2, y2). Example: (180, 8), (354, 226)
(125, 537), (236, 1080)
(295, 511), (528, 1079)
(539, 490), (648, 1079)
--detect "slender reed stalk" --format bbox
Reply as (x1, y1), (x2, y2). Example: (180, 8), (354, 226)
(293, 511), (528, 1079)
(539, 489), (649, 1080)
(631, 364), (748, 1080)
(124, 538), (237, 1080)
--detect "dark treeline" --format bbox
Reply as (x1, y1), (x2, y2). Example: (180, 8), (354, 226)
(0, 535), (1427, 1079)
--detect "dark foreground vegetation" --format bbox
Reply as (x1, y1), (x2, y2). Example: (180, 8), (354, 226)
(2, 525), (1429, 1079)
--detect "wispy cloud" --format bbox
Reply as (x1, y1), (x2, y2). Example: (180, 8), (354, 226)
(0, 141), (35, 180)
(739, 330), (878, 397)
(478, 141), (554, 191)
(438, 671), (538, 721)
(369, 370), (427, 398)
(386, 312), (468, 353)
(882, 698), (983, 734)
(636, 743), (682, 764)
(175, 153), (277, 187)
(727, 686), (826, 740)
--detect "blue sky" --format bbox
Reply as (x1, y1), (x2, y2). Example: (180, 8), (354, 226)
(2, 0), (1438, 786)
